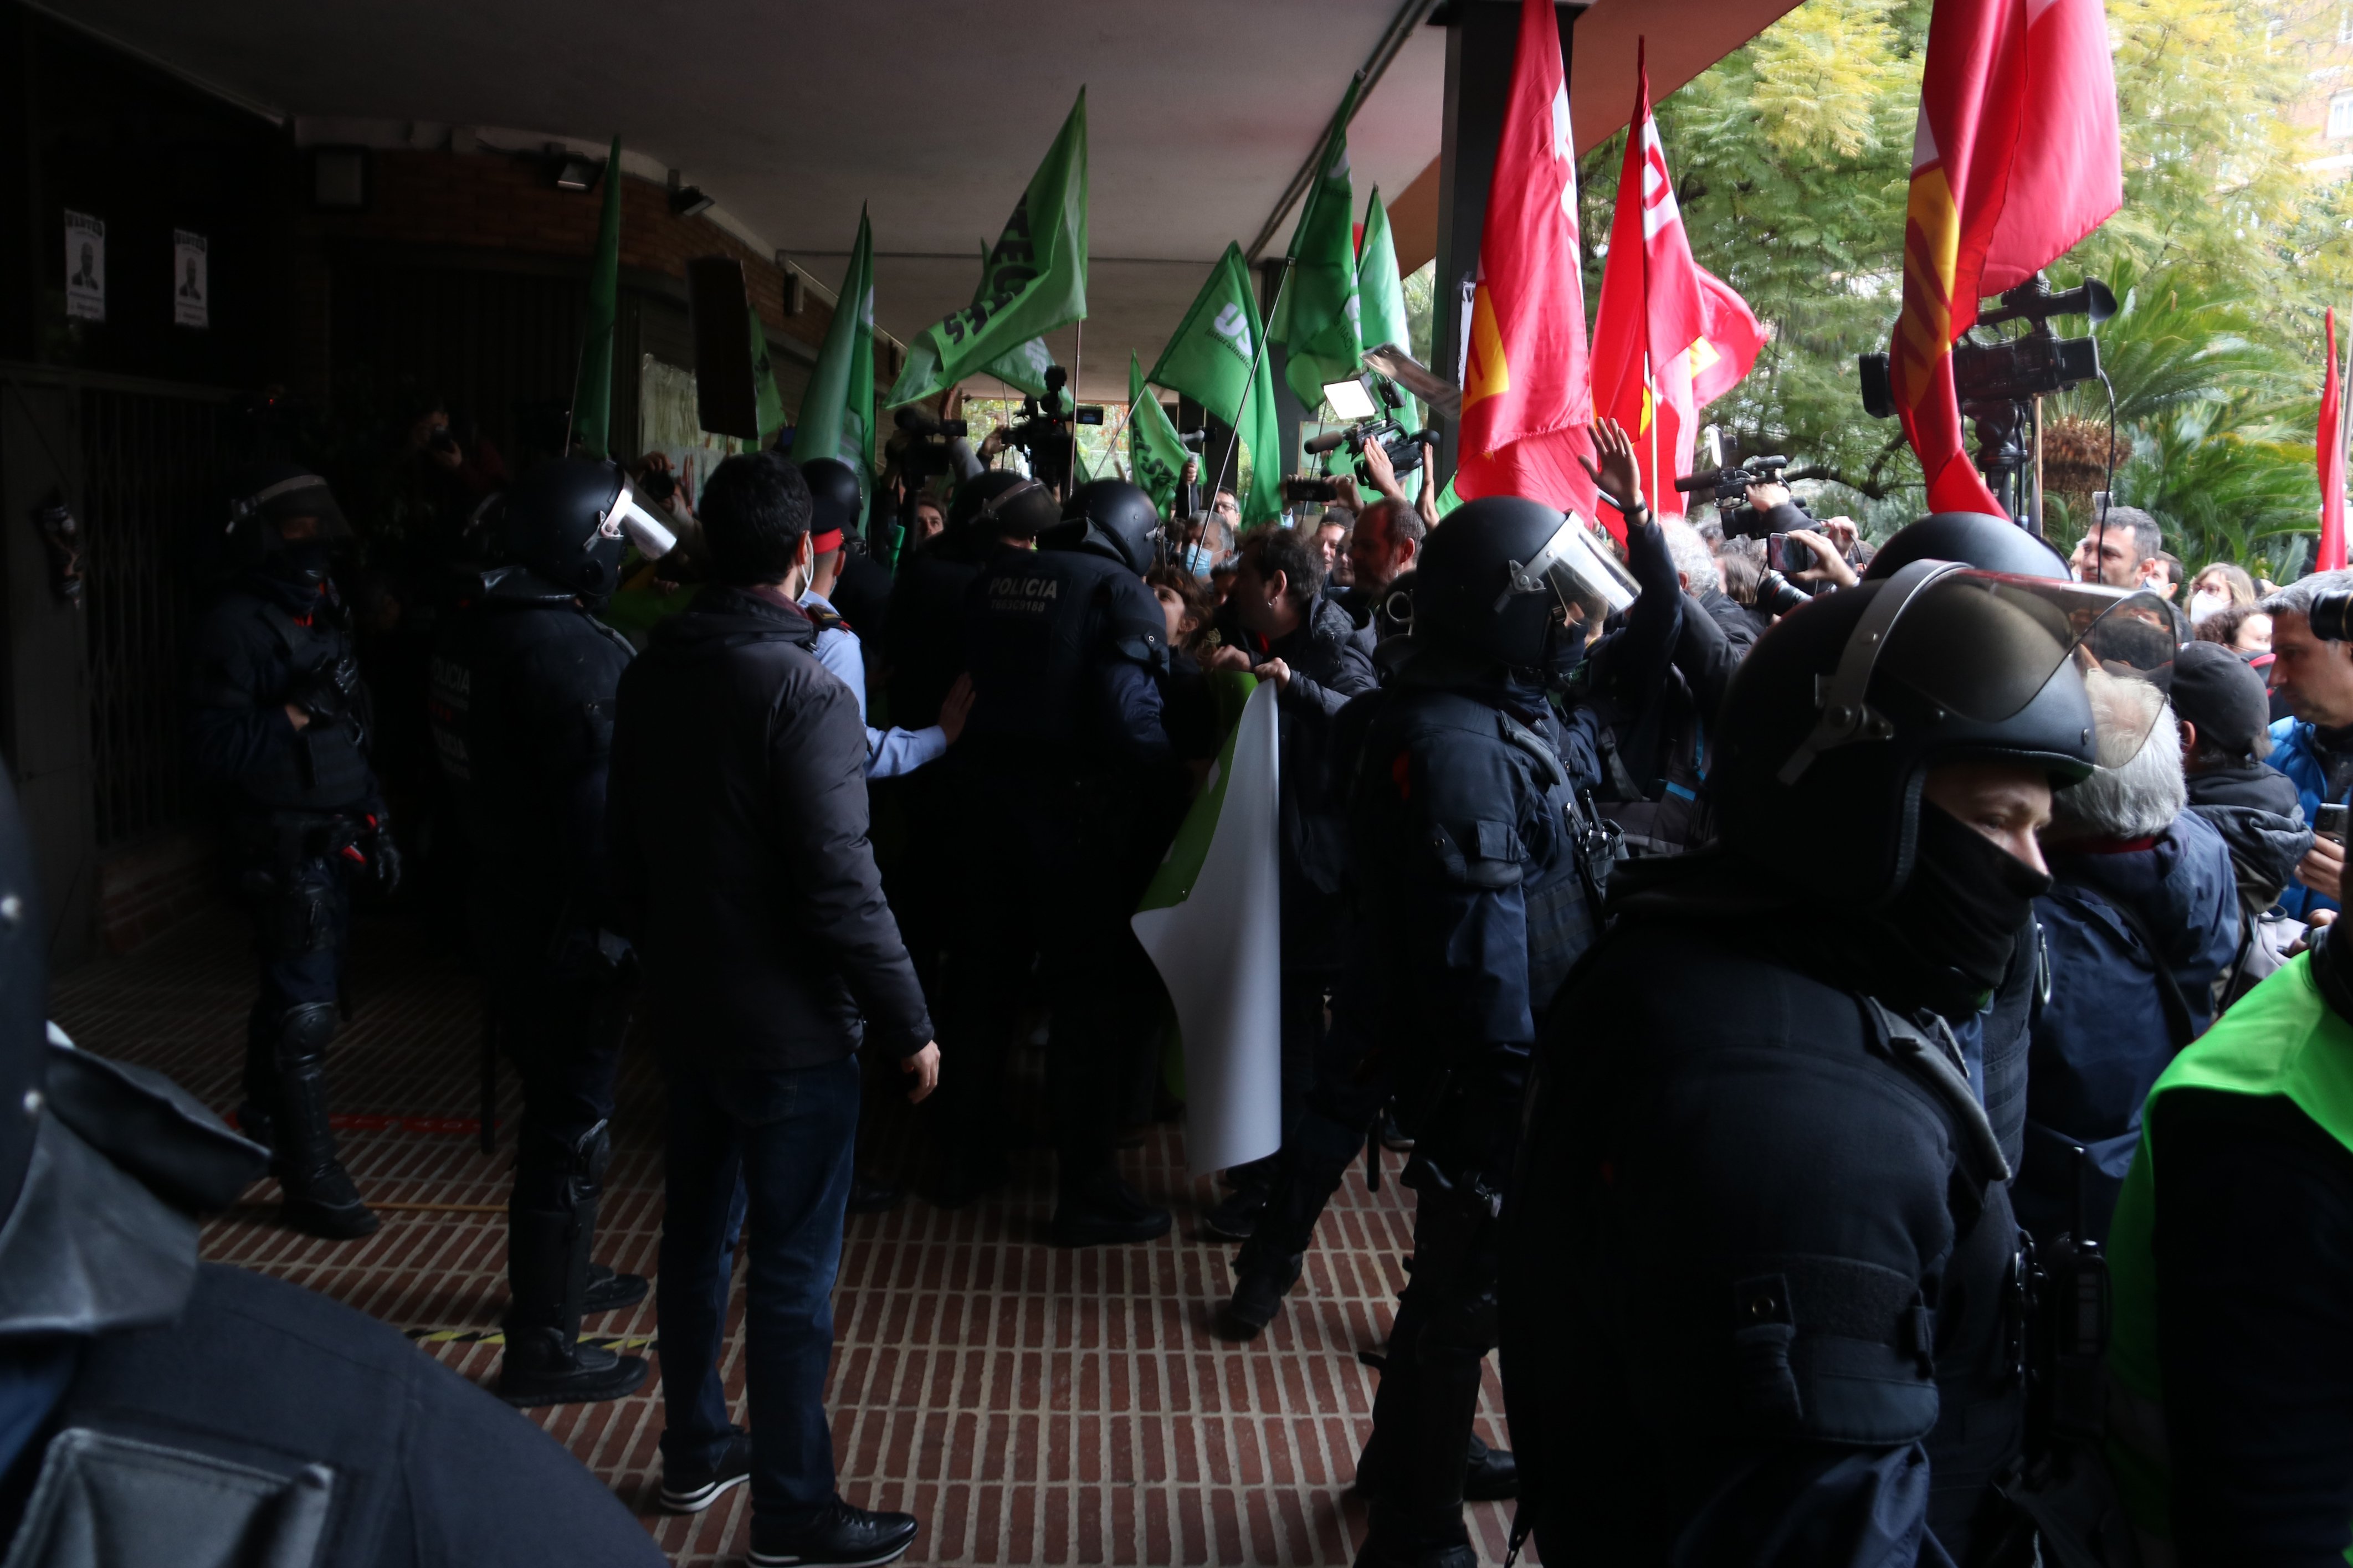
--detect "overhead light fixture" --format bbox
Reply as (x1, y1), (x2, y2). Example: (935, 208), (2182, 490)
(550, 148), (601, 193)
(667, 168), (712, 218)
(1322, 377), (1379, 420)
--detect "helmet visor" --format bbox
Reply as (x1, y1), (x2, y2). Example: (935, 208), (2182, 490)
(601, 480), (678, 561)
(1878, 570), (2175, 768)
(1495, 510), (1640, 616)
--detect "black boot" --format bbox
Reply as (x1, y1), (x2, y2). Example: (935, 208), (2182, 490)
(1218, 1250), (1303, 1340)
(1048, 1168), (1171, 1247)
(1201, 1156), (1275, 1240)
(583, 1261), (649, 1314)
(1351, 1319), (1488, 1568)
(499, 1196), (650, 1406)
(270, 1002), (376, 1240)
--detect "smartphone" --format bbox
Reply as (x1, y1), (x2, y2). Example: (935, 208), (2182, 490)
(2319, 802), (2348, 845)
(1283, 477), (1339, 505)
(1770, 532), (1816, 575)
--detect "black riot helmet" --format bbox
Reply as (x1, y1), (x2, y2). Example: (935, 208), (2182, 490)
(488, 459), (676, 603)
(1411, 496), (1638, 669)
(1712, 563), (2174, 908)
(950, 470), (1059, 543)
(223, 461), (350, 588)
(1864, 512), (2070, 582)
(1048, 479), (1162, 574)
(798, 457), (865, 540)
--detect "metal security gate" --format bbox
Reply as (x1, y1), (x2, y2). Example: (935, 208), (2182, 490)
(80, 385), (232, 848)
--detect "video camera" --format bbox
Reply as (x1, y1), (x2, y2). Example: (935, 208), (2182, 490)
(1673, 453), (1791, 522)
(1304, 374), (1437, 488)
(994, 365), (1103, 496)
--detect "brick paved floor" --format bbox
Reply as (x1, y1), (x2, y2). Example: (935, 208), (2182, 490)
(51, 911), (1523, 1566)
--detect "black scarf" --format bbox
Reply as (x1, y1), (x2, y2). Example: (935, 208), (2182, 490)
(1850, 803), (2052, 1020)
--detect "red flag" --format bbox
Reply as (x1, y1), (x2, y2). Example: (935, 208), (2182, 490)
(1455, 0), (1598, 516)
(2323, 308), (2347, 574)
(1588, 43), (1766, 537)
(1891, 0), (2121, 516)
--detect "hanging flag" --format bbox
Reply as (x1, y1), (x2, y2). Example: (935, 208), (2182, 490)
(888, 92), (1088, 406)
(2323, 308), (2347, 574)
(1455, 0), (1599, 517)
(570, 136), (623, 460)
(1890, 0), (2121, 515)
(1132, 676), (1282, 1179)
(749, 296), (788, 449)
(1270, 77), (1364, 412)
(1149, 243), (1284, 524)
(1129, 353), (1191, 513)
(790, 207), (878, 529)
(1356, 187), (1423, 495)
(1588, 43), (1766, 537)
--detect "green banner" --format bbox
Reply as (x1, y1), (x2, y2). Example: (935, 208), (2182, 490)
(570, 136), (622, 460)
(888, 92), (1088, 405)
(789, 208), (878, 529)
(1129, 353), (1190, 512)
(1355, 186), (1421, 496)
(1269, 80), (1362, 413)
(749, 300), (788, 448)
(1148, 243), (1282, 525)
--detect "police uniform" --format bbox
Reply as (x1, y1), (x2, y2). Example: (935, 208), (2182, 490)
(188, 469), (391, 1241)
(934, 483), (1179, 1241)
(427, 458), (653, 1407)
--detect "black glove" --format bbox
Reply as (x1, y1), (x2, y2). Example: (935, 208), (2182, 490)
(286, 654), (362, 724)
(353, 811), (400, 897)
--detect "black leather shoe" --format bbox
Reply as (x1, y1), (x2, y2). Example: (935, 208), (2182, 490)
(1199, 1181), (1267, 1241)
(1049, 1173), (1171, 1247)
(1462, 1436), (1518, 1500)
(747, 1499), (920, 1567)
(498, 1328), (649, 1407)
(846, 1173), (905, 1215)
(926, 1151), (1010, 1211)
(1217, 1252), (1302, 1340)
(659, 1427), (751, 1513)
(279, 1166), (379, 1240)
(583, 1262), (649, 1315)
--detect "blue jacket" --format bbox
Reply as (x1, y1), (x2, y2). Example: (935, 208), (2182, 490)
(2018, 810), (2241, 1245)
(2266, 713), (2337, 918)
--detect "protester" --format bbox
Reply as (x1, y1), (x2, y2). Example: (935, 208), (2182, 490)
(2190, 561), (2259, 623)
(2197, 601), (2273, 656)
(609, 452), (935, 1568)
(1201, 525), (1377, 1238)
(2258, 569), (2353, 918)
(2171, 641), (2312, 1003)
(2021, 672), (2238, 1247)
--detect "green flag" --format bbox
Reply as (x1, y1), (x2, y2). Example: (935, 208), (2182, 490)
(888, 92), (1088, 405)
(749, 305), (788, 448)
(1269, 80), (1362, 413)
(1355, 187), (1422, 462)
(1149, 243), (1281, 525)
(1128, 353), (1190, 512)
(570, 136), (622, 460)
(790, 208), (878, 528)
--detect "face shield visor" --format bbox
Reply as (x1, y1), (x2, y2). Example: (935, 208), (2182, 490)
(1493, 510), (1641, 618)
(598, 478), (678, 561)
(1777, 561), (2175, 786)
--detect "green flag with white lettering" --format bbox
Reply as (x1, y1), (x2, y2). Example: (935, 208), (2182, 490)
(569, 136), (622, 460)
(1269, 80), (1361, 413)
(1355, 186), (1420, 496)
(1149, 243), (1281, 525)
(1129, 353), (1190, 513)
(790, 208), (877, 528)
(888, 92), (1088, 405)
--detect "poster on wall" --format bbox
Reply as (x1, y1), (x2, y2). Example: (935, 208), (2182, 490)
(172, 231), (208, 330)
(64, 212), (105, 322)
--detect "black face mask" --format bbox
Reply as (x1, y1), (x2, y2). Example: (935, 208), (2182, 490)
(260, 538), (331, 589)
(1861, 800), (2053, 1020)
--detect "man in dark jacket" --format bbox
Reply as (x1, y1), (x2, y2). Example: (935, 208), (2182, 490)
(188, 465), (399, 1241)
(609, 453), (937, 1568)
(2023, 672), (2240, 1247)
(2173, 640), (2313, 938)
(1202, 525), (1380, 1237)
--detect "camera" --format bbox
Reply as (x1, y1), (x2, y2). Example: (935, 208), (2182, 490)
(1770, 531), (1824, 576)
(888, 405), (972, 485)
(1305, 374), (1436, 487)
(993, 365), (1103, 496)
(1283, 477), (1340, 505)
(1177, 429), (1207, 451)
(1675, 454), (1812, 548)
(2309, 591), (2353, 644)
(1752, 567), (1809, 619)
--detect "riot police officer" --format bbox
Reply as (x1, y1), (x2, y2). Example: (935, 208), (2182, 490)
(1249, 490), (1609, 1568)
(933, 479), (1180, 1243)
(189, 464), (398, 1240)
(1501, 537), (2173, 1560)
(428, 459), (654, 1407)
(0, 773), (667, 1568)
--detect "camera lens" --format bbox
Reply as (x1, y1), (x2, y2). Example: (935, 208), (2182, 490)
(2311, 590), (2353, 644)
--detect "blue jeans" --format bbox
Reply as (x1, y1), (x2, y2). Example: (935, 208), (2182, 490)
(658, 1055), (860, 1526)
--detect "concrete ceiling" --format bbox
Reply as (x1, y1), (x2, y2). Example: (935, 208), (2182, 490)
(50, 0), (1803, 400)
